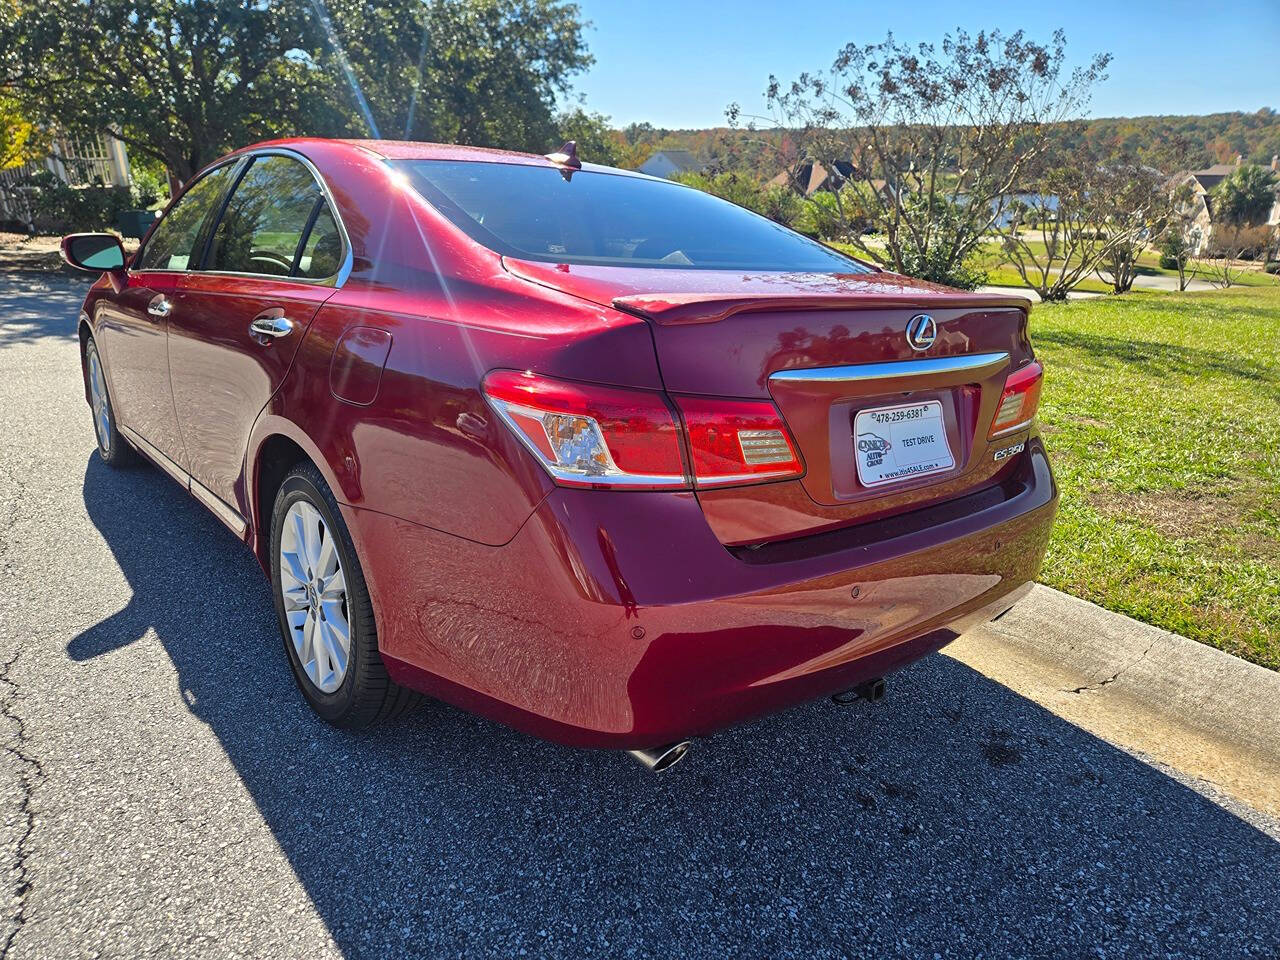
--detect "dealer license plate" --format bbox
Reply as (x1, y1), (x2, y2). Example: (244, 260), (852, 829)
(854, 400), (955, 487)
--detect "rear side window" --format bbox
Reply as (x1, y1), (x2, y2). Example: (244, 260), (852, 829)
(297, 203), (342, 279)
(135, 165), (234, 271)
(206, 156), (341, 278)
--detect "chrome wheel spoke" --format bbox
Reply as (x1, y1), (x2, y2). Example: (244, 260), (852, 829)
(315, 530), (339, 581)
(321, 599), (350, 648)
(320, 566), (346, 601)
(320, 619), (348, 679)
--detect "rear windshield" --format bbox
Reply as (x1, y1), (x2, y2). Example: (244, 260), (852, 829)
(393, 160), (869, 273)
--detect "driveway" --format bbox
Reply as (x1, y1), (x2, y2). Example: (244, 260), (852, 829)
(2, 272), (1278, 959)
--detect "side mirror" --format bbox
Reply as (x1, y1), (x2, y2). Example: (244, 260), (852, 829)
(61, 233), (126, 273)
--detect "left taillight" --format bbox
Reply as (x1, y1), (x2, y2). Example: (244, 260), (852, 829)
(481, 370), (686, 489)
(989, 361), (1043, 439)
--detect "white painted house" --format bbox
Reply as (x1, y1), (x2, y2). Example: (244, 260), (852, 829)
(0, 132), (132, 229)
(637, 149), (705, 179)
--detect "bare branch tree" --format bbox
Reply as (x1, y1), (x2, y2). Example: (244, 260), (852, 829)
(730, 29), (1110, 289)
(1197, 224), (1272, 288)
(998, 146), (1162, 301)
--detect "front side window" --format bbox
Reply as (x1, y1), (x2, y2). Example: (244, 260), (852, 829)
(394, 160), (868, 273)
(206, 156), (337, 278)
(134, 165), (234, 271)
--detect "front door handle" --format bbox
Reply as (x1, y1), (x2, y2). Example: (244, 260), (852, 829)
(249, 311), (293, 343)
(147, 295), (172, 318)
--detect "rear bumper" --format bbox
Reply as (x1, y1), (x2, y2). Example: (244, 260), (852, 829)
(356, 437), (1058, 748)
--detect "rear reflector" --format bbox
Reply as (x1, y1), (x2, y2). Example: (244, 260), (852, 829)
(989, 361), (1043, 439)
(482, 370), (685, 489)
(675, 396), (803, 487)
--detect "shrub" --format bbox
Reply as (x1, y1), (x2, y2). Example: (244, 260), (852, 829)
(672, 171), (800, 228)
(896, 244), (989, 291)
(20, 170), (134, 232)
(792, 190), (844, 239)
(1157, 235), (1185, 270)
(129, 164), (168, 208)
(1265, 260), (1279, 275)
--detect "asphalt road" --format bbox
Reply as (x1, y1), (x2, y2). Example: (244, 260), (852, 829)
(1, 272), (1279, 960)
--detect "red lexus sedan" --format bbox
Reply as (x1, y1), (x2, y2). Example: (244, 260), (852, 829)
(62, 138), (1056, 771)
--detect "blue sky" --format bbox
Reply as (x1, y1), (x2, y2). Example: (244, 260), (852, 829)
(568, 1), (1280, 127)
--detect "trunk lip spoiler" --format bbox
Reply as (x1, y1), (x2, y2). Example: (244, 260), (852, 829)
(768, 351), (1011, 386)
(613, 292), (1032, 325)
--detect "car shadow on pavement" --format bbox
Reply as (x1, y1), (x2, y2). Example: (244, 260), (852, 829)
(0, 274), (88, 348)
(70, 453), (1280, 959)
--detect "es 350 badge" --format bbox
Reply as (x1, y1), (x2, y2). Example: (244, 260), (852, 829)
(993, 440), (1026, 462)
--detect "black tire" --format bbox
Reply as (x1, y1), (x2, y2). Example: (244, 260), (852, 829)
(269, 461), (421, 728)
(84, 337), (136, 467)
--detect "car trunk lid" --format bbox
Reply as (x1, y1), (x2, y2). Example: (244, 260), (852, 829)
(504, 258), (1035, 543)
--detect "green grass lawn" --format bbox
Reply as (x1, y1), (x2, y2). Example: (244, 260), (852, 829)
(982, 263), (1114, 293)
(1031, 285), (1280, 668)
(973, 237), (1279, 292)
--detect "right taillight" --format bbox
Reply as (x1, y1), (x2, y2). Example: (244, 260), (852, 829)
(989, 361), (1043, 439)
(674, 396), (804, 487)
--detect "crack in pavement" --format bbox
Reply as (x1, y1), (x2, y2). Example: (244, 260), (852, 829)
(0, 652), (42, 959)
(1065, 638), (1160, 695)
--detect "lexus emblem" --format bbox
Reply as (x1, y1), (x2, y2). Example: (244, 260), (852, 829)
(906, 314), (937, 352)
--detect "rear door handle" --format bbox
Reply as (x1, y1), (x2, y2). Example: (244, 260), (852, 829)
(249, 311), (293, 342)
(147, 295), (172, 318)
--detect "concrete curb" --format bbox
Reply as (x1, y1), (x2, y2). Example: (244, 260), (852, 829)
(985, 584), (1279, 759)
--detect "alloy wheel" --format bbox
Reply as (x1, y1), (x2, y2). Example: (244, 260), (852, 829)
(88, 348), (111, 453)
(279, 500), (351, 693)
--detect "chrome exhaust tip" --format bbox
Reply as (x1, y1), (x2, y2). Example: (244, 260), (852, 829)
(627, 741), (691, 773)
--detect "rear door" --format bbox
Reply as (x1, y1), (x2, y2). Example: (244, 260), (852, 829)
(98, 163), (237, 464)
(168, 153), (346, 512)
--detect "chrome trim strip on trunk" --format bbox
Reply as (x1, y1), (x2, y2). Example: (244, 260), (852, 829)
(768, 351), (1010, 385)
(117, 425), (248, 537)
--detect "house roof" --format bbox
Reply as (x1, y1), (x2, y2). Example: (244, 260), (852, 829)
(768, 161), (857, 196)
(643, 149), (704, 171)
(1187, 164), (1238, 193)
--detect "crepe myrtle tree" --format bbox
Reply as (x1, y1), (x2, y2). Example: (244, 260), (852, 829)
(731, 29), (1110, 289)
(1092, 158), (1182, 295)
(1156, 177), (1204, 292)
(998, 146), (1168, 301)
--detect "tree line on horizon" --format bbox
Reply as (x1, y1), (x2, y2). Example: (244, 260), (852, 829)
(597, 109), (1280, 178)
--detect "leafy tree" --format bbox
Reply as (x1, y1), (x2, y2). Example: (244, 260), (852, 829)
(1211, 164), (1278, 226)
(553, 107), (622, 166)
(734, 29), (1110, 288)
(322, 0), (592, 150)
(671, 170), (801, 228)
(0, 0), (591, 183)
(1, 0), (338, 182)
(1091, 157), (1177, 294)
(0, 92), (43, 171)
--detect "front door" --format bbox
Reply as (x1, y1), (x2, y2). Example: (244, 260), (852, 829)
(167, 154), (346, 512)
(99, 163), (237, 463)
